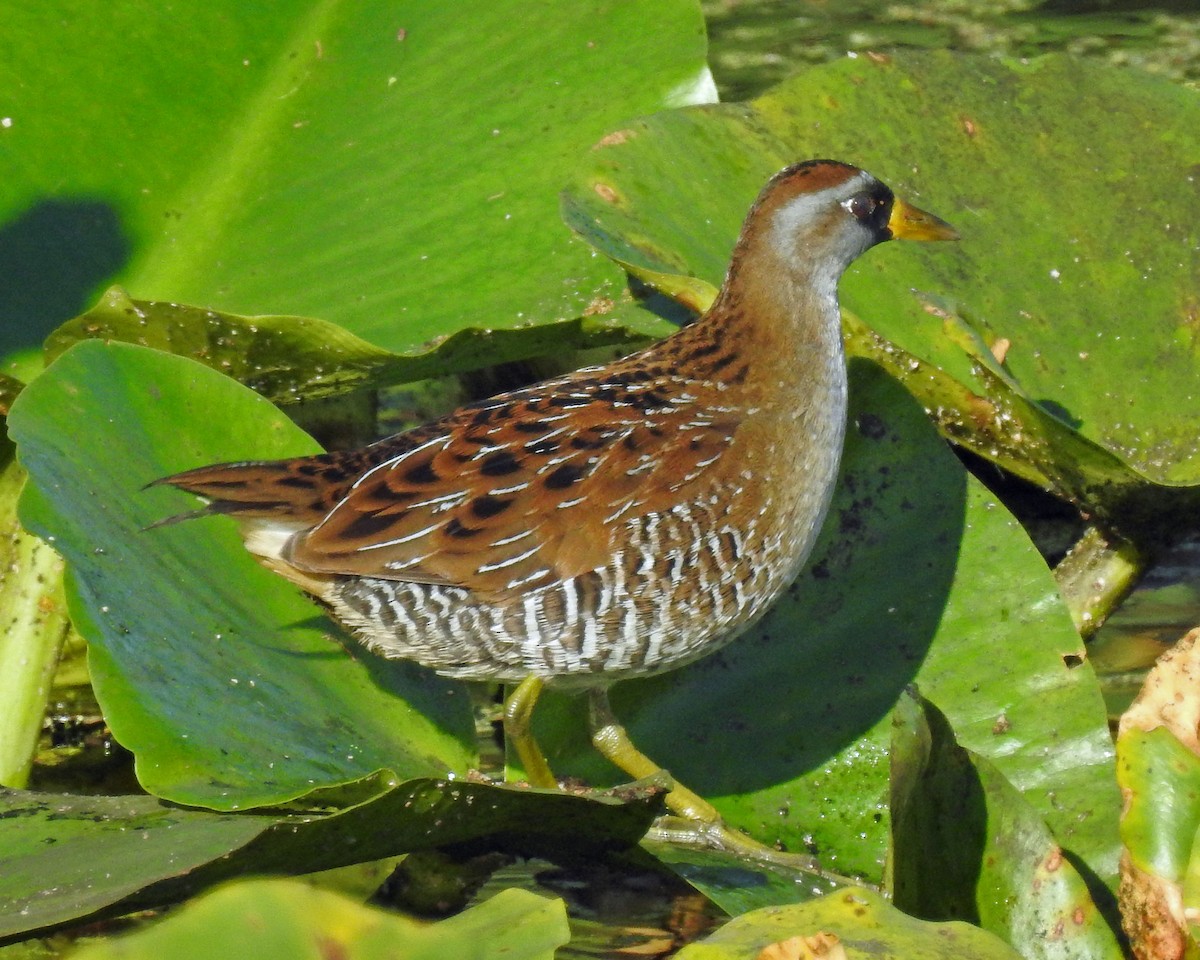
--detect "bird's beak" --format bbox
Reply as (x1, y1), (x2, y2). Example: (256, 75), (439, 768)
(888, 198), (959, 242)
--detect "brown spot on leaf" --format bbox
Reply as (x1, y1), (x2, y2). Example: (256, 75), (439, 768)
(593, 182), (620, 204)
(317, 937), (349, 960)
(583, 296), (615, 317)
(757, 932), (845, 960)
(594, 128), (634, 149)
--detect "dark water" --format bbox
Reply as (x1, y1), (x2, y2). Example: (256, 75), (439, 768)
(704, 0), (1200, 100)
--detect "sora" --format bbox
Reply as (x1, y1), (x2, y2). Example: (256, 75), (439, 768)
(154, 159), (956, 842)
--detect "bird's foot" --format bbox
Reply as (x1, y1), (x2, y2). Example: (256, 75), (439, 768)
(587, 688), (854, 884)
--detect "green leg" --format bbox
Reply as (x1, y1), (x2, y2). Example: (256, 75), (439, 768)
(587, 686), (722, 822)
(587, 687), (825, 868)
(503, 675), (557, 788)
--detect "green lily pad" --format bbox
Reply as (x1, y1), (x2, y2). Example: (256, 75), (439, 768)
(561, 51), (1200, 519)
(0, 780), (659, 942)
(535, 360), (1118, 892)
(0, 0), (710, 368)
(676, 886), (1021, 960)
(890, 691), (1123, 957)
(7, 339), (475, 808)
(66, 880), (567, 960)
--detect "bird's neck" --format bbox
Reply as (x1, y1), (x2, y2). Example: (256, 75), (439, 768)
(670, 242), (848, 411)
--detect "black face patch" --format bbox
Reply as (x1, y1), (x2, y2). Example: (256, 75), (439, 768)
(843, 184), (895, 241)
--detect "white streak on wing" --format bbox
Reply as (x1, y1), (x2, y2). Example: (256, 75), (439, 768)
(524, 426), (569, 443)
(384, 554), (429, 571)
(347, 435), (448, 492)
(356, 521), (443, 551)
(506, 567), (553, 591)
(477, 544), (541, 573)
(489, 482), (530, 496)
(491, 528), (535, 547)
(603, 499), (635, 525)
(407, 490), (468, 510)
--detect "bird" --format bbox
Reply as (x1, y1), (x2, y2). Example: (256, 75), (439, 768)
(151, 159), (957, 851)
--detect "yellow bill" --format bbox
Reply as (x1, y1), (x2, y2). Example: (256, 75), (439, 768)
(889, 198), (959, 242)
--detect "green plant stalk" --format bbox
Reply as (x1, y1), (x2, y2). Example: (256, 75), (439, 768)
(1054, 526), (1145, 640)
(0, 451), (69, 788)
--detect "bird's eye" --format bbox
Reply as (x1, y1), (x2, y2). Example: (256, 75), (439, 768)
(844, 193), (876, 221)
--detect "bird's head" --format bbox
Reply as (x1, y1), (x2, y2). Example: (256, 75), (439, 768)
(750, 159), (958, 278)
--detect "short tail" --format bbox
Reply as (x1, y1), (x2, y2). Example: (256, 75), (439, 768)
(147, 458), (337, 528)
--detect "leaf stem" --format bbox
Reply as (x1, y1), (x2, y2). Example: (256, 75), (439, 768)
(1055, 526), (1145, 639)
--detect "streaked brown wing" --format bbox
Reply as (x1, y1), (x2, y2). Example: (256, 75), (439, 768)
(289, 374), (741, 600)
